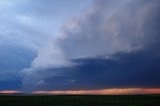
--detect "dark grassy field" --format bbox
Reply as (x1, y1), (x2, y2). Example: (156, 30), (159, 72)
(0, 94), (160, 106)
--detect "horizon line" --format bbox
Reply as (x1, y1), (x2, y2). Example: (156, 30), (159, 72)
(1, 88), (160, 95)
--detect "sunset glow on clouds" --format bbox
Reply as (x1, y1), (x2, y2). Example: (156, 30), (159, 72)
(1, 88), (160, 95)
(0, 90), (21, 94)
(33, 88), (160, 95)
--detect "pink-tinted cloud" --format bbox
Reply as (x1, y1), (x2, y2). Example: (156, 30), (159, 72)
(33, 88), (160, 95)
(0, 90), (22, 94)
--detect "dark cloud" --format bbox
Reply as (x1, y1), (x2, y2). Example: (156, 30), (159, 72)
(0, 45), (36, 90)
(0, 0), (91, 90)
(0, 79), (22, 90)
(27, 46), (160, 92)
(22, 0), (160, 92)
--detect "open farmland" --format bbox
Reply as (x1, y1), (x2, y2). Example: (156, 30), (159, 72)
(0, 94), (160, 106)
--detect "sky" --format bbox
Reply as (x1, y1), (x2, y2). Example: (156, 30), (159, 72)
(0, 0), (160, 94)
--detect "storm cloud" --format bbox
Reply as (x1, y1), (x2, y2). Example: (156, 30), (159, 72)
(0, 0), (92, 90)
(22, 0), (160, 92)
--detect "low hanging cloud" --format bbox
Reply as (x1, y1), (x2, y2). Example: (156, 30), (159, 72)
(22, 0), (160, 92)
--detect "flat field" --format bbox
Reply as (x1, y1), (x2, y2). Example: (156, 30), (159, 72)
(0, 94), (160, 106)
